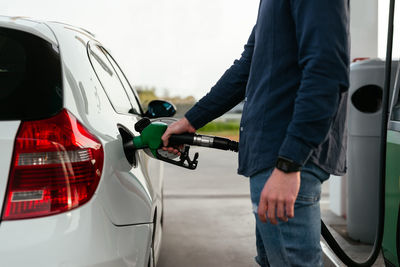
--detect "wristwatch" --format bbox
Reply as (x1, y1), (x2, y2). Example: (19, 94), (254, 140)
(276, 156), (302, 173)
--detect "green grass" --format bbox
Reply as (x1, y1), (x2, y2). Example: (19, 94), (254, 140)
(197, 121), (240, 140)
(198, 121), (240, 132)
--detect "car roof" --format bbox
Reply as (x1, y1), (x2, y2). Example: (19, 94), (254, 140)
(0, 16), (59, 45)
(0, 16), (98, 46)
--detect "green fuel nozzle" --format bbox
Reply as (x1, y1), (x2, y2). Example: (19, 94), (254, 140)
(124, 118), (239, 170)
(132, 121), (168, 157)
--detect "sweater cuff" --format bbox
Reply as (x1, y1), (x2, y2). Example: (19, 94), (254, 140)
(184, 106), (211, 130)
(278, 135), (313, 166)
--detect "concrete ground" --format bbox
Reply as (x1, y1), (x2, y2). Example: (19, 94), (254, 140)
(157, 148), (383, 267)
(320, 210), (385, 266)
(157, 148), (255, 267)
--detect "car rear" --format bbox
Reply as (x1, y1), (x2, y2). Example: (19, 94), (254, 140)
(0, 19), (151, 266)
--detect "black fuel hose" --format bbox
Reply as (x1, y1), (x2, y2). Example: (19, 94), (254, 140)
(169, 133), (239, 152)
(321, 0), (395, 265)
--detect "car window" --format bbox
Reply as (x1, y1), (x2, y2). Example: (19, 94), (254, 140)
(102, 50), (142, 115)
(0, 27), (62, 120)
(88, 44), (132, 114)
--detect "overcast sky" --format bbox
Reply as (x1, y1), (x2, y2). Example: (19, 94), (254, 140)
(3, 0), (259, 99)
(2, 0), (398, 99)
(378, 0), (400, 59)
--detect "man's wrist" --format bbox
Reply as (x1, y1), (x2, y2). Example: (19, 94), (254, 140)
(182, 117), (196, 132)
(275, 156), (302, 173)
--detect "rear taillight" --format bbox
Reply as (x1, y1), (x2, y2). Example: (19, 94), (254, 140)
(2, 109), (104, 220)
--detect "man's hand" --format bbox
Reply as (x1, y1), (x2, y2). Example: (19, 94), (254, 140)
(257, 168), (300, 225)
(161, 117), (196, 154)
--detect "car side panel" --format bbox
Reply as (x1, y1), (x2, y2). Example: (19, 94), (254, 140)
(48, 22), (163, 226)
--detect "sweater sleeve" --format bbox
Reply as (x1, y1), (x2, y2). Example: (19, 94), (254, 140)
(278, 0), (350, 166)
(185, 26), (256, 129)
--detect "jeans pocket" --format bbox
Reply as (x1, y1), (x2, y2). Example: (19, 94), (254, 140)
(296, 193), (321, 204)
(295, 188), (321, 210)
(296, 164), (324, 205)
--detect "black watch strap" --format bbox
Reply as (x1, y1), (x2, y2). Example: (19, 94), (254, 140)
(276, 157), (302, 173)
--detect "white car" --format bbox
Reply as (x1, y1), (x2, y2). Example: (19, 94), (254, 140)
(0, 16), (171, 267)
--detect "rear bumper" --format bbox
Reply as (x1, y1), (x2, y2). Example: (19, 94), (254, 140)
(0, 198), (152, 267)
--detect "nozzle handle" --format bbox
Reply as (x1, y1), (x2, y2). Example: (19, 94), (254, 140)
(213, 136), (239, 152)
(169, 133), (239, 152)
(169, 133), (195, 146)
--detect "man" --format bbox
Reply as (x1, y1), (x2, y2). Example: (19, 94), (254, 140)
(162, 0), (350, 266)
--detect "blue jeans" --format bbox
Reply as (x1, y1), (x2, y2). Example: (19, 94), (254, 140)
(250, 163), (329, 267)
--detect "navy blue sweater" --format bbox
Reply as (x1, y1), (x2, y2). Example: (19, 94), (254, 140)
(185, 0), (350, 177)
